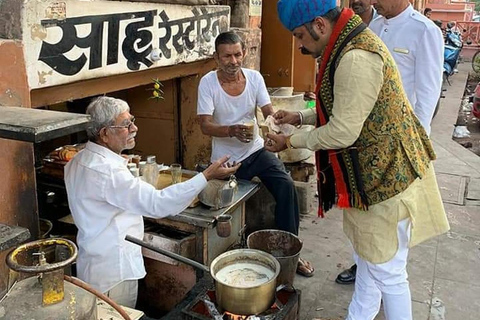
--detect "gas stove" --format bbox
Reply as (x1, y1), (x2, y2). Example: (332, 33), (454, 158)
(181, 286), (300, 320)
(161, 275), (300, 320)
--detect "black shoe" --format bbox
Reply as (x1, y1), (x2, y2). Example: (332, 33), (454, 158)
(335, 264), (357, 284)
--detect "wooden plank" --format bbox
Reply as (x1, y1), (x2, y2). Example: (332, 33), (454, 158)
(132, 117), (176, 164)
(30, 59), (217, 108)
(260, 0), (294, 88)
(0, 139), (37, 295)
(180, 75), (213, 170)
(126, 80), (175, 120)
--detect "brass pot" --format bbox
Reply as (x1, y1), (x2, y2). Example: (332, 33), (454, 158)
(125, 237), (280, 315)
(210, 249), (280, 315)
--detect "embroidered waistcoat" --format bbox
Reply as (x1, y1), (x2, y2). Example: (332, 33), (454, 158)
(320, 28), (436, 205)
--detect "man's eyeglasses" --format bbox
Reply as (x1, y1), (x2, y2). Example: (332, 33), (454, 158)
(108, 118), (136, 131)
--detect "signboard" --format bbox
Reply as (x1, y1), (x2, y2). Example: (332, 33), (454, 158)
(249, 0), (262, 17)
(23, 1), (230, 89)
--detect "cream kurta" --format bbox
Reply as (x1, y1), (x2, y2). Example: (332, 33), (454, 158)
(290, 49), (449, 263)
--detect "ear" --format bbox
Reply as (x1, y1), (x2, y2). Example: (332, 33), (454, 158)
(213, 51), (219, 61)
(242, 48), (247, 58)
(99, 127), (109, 144)
(313, 17), (326, 33)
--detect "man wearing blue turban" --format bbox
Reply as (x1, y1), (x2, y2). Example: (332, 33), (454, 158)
(277, 0), (337, 31)
(266, 1), (450, 320)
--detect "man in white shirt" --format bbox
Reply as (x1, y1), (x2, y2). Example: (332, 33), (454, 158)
(337, 0), (445, 286)
(197, 31), (314, 277)
(370, 0), (444, 135)
(64, 96), (239, 308)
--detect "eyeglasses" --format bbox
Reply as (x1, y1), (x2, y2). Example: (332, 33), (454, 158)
(108, 117), (136, 131)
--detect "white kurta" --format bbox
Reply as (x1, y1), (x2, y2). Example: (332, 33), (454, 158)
(369, 5), (444, 135)
(64, 141), (207, 293)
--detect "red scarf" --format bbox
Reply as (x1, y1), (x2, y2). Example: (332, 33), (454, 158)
(314, 9), (368, 217)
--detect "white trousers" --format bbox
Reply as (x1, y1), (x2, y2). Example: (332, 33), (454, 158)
(346, 219), (412, 320)
(105, 279), (138, 309)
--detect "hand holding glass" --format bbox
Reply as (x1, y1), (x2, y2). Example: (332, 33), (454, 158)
(242, 119), (255, 143)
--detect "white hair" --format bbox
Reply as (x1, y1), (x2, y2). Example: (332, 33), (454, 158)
(86, 96), (130, 141)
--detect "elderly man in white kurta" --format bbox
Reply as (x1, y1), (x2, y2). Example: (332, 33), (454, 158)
(65, 96), (239, 308)
(370, 0), (444, 135)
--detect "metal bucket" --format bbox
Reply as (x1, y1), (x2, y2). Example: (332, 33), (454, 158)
(247, 230), (302, 286)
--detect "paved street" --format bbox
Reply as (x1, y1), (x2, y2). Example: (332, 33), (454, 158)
(294, 62), (480, 320)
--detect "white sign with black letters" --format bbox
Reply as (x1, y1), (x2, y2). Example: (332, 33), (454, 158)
(23, 0), (230, 89)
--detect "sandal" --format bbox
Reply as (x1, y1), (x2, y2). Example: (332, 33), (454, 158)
(296, 257), (315, 277)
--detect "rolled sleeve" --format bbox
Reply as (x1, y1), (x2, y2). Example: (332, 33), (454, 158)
(290, 49), (384, 150)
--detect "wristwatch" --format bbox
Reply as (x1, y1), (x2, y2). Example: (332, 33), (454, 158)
(285, 135), (294, 149)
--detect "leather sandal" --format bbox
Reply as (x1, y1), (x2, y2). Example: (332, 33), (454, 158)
(296, 258), (315, 277)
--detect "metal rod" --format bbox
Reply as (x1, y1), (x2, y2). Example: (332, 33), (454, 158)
(125, 235), (210, 273)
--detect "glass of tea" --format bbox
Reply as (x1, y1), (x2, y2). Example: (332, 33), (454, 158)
(170, 163), (182, 184)
(242, 118), (255, 142)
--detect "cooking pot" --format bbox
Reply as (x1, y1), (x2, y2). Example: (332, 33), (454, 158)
(126, 235), (280, 315)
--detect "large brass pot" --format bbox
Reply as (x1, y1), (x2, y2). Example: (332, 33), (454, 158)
(210, 249), (280, 315)
(125, 236), (281, 315)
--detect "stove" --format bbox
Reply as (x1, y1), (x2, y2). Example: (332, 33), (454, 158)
(181, 286), (300, 320)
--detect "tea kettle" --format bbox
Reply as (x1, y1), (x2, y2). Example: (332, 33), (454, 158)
(198, 175), (238, 209)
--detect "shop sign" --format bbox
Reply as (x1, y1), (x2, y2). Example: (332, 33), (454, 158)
(24, 1), (230, 89)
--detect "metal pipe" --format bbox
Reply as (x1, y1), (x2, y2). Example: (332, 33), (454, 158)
(64, 275), (131, 320)
(125, 235), (210, 273)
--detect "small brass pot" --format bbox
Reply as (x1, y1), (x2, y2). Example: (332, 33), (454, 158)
(210, 249), (280, 315)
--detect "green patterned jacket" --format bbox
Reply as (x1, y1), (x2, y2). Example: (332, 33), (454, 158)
(324, 28), (436, 205)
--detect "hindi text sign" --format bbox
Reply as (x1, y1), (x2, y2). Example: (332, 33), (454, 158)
(24, 0), (230, 89)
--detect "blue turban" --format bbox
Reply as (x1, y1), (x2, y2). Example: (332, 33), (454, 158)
(277, 0), (337, 31)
